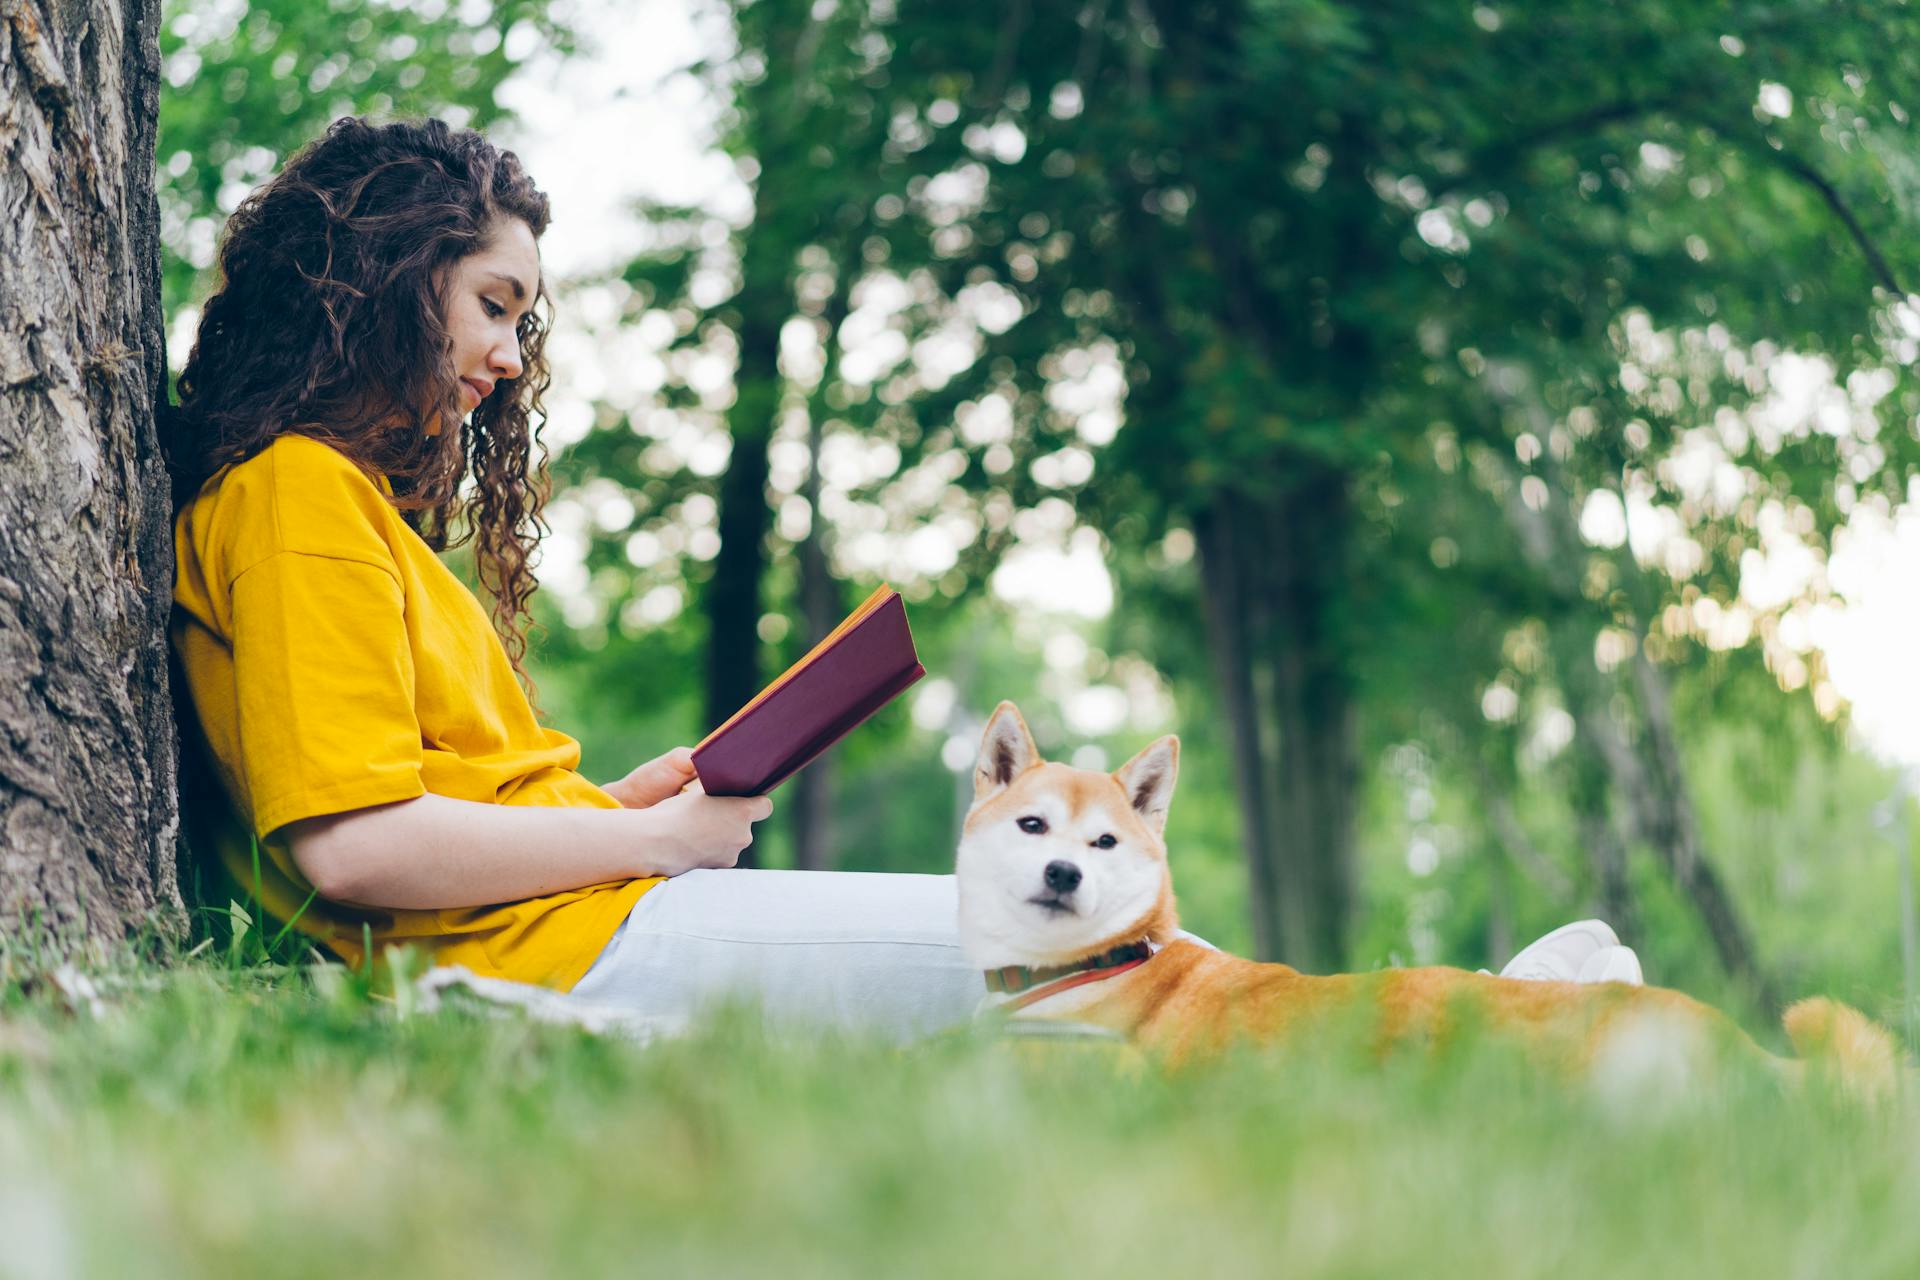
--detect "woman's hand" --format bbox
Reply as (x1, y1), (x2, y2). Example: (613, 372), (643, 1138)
(604, 746), (699, 809)
(634, 790), (774, 876)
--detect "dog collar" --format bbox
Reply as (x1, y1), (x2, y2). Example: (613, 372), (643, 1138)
(983, 940), (1153, 998)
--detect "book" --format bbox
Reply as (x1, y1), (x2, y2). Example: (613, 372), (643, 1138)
(691, 585), (926, 796)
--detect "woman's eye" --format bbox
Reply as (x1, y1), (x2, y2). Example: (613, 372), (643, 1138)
(482, 298), (506, 318)
(1017, 816), (1047, 835)
(1093, 833), (1117, 849)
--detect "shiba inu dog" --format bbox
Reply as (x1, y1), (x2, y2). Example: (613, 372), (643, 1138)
(955, 701), (1904, 1096)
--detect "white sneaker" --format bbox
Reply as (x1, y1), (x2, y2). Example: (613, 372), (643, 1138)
(1495, 919), (1622, 983)
(1576, 944), (1644, 986)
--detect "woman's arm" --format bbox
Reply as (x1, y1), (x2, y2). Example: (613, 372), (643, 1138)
(281, 788), (772, 910)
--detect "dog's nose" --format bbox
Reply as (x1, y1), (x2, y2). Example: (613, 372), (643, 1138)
(1044, 860), (1082, 894)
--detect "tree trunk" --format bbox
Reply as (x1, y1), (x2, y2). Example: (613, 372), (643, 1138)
(1484, 835), (1513, 971)
(0, 0), (180, 957)
(700, 137), (788, 870)
(788, 498), (836, 869)
(1194, 479), (1358, 971)
(1194, 497), (1285, 961)
(701, 7), (815, 866)
(1490, 410), (1643, 935)
(1263, 480), (1359, 972)
(701, 292), (778, 867)
(1562, 661), (1642, 939)
(702, 295), (778, 739)
(1626, 649), (1777, 1009)
(789, 283), (850, 873)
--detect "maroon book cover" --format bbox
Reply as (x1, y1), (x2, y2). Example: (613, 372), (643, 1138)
(692, 588), (926, 796)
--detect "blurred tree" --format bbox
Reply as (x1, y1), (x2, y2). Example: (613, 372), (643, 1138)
(587, 0), (1920, 990)
(156, 0), (572, 319)
(559, 1), (910, 867)
(700, 3), (876, 866)
(561, 0), (1920, 993)
(791, 0), (1920, 988)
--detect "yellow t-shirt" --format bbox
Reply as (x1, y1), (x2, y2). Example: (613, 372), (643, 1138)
(170, 433), (657, 988)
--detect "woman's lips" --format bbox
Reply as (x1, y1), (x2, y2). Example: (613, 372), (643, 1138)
(462, 378), (490, 407)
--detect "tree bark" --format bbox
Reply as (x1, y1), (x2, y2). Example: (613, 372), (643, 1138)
(1561, 657), (1642, 938)
(788, 490), (837, 869)
(1484, 834), (1513, 972)
(1194, 479), (1359, 971)
(1625, 649), (1777, 1009)
(1263, 480), (1360, 973)
(701, 6), (816, 865)
(701, 292), (778, 869)
(0, 0), (180, 956)
(789, 283), (850, 873)
(1194, 496), (1285, 961)
(702, 288), (779, 737)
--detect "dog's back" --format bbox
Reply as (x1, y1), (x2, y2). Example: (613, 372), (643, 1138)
(1066, 940), (1902, 1098)
(1067, 941), (1693, 1067)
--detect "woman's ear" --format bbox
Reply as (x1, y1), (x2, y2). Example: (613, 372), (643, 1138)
(1113, 735), (1179, 837)
(973, 701), (1040, 805)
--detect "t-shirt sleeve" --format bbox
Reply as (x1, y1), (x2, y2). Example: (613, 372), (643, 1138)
(230, 549), (427, 838)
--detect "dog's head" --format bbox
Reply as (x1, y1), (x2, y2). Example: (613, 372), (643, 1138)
(955, 700), (1180, 969)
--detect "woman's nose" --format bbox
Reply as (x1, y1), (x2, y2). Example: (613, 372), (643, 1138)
(490, 338), (523, 381)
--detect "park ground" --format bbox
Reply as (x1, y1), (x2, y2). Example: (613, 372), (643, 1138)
(2, 952), (1916, 1279)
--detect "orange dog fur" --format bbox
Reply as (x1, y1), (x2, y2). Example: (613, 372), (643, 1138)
(955, 701), (1903, 1095)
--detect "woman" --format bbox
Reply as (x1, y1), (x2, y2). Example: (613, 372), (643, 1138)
(169, 117), (1633, 1040)
(169, 116), (980, 1038)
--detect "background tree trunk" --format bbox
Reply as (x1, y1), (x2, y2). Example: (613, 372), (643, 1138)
(788, 440), (837, 870)
(0, 0), (180, 955)
(1194, 480), (1359, 971)
(1194, 497), (1286, 961)
(701, 282), (778, 739)
(700, 8), (815, 866)
(789, 278), (850, 872)
(1263, 479), (1361, 973)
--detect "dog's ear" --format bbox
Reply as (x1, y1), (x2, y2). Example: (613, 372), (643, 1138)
(973, 701), (1040, 804)
(1113, 735), (1179, 837)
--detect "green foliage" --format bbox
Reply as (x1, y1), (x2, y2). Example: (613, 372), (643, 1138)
(157, 0), (573, 318)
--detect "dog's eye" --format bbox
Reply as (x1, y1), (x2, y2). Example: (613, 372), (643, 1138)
(1092, 833), (1117, 849)
(1017, 816), (1048, 835)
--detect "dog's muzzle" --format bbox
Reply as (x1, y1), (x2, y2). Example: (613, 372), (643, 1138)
(1028, 860), (1082, 915)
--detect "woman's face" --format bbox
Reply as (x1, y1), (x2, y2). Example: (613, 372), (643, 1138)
(436, 218), (541, 432)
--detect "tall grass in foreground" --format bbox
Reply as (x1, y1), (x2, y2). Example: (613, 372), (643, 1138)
(1, 962), (1915, 1279)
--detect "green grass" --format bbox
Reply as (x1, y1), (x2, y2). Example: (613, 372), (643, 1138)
(3, 959), (1918, 1278)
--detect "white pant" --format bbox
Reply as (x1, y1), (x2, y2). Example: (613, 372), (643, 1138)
(569, 868), (985, 1042)
(568, 875), (1626, 1045)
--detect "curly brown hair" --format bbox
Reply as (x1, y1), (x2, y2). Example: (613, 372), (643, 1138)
(170, 115), (555, 693)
